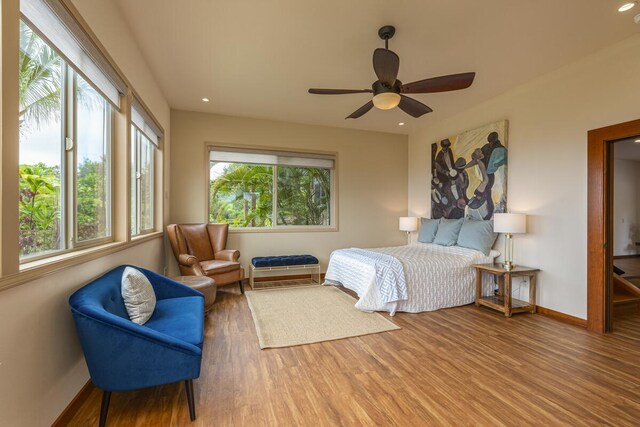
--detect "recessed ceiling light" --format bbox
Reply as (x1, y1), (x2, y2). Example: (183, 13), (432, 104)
(202, 97), (210, 102)
(398, 122), (405, 126)
(619, 2), (636, 12)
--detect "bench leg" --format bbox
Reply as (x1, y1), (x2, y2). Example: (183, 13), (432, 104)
(99, 390), (111, 427)
(185, 379), (196, 421)
(239, 280), (245, 294)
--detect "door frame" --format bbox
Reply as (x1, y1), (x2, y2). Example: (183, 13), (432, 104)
(587, 118), (640, 333)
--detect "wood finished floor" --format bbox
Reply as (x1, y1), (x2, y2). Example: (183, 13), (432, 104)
(67, 286), (640, 426)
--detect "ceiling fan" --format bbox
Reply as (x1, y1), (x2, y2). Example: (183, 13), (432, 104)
(308, 25), (476, 119)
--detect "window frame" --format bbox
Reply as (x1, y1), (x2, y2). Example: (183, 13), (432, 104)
(206, 144), (338, 233)
(18, 28), (115, 263)
(130, 124), (156, 237)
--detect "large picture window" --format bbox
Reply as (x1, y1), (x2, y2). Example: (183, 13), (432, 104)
(19, 21), (112, 259)
(209, 147), (335, 229)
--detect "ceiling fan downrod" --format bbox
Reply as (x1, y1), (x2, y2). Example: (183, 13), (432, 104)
(378, 25), (395, 50)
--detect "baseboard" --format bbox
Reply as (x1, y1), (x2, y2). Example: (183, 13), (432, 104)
(52, 380), (94, 427)
(536, 306), (587, 328)
(614, 254), (640, 259)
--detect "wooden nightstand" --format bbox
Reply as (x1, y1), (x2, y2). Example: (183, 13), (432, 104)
(473, 263), (540, 317)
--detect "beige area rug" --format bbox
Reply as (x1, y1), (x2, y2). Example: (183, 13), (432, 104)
(245, 285), (400, 349)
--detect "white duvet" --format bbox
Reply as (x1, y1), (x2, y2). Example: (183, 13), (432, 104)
(324, 243), (499, 314)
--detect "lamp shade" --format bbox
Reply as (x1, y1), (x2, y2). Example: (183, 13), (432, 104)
(399, 217), (419, 232)
(493, 213), (526, 234)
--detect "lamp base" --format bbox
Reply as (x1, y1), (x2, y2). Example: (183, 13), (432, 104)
(503, 261), (514, 271)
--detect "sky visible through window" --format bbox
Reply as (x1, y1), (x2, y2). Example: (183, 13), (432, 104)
(20, 102), (106, 166)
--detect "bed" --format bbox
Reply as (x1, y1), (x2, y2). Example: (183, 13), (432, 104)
(324, 242), (499, 315)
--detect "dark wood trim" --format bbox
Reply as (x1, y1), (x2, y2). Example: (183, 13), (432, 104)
(613, 255), (640, 259)
(52, 380), (95, 427)
(587, 118), (640, 333)
(536, 306), (587, 328)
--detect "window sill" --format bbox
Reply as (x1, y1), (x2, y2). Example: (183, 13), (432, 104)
(228, 225), (338, 233)
(0, 231), (163, 293)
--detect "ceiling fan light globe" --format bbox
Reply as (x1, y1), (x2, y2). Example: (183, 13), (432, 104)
(373, 92), (401, 110)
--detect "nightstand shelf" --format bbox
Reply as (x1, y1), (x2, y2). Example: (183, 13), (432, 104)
(473, 263), (540, 317)
(478, 295), (532, 313)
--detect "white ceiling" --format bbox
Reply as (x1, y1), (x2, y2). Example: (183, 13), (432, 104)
(115, 0), (640, 135)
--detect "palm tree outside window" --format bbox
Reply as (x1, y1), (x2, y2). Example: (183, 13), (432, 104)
(18, 21), (112, 259)
(208, 147), (335, 229)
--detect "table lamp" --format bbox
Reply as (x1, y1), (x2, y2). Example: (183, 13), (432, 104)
(399, 217), (419, 236)
(493, 213), (527, 271)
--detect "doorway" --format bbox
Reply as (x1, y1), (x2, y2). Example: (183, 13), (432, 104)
(587, 119), (640, 333)
(611, 138), (640, 324)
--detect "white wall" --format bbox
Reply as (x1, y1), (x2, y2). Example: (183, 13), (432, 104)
(408, 34), (640, 319)
(0, 1), (170, 425)
(170, 110), (408, 275)
(613, 159), (640, 256)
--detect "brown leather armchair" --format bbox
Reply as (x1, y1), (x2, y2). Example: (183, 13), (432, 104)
(167, 223), (244, 293)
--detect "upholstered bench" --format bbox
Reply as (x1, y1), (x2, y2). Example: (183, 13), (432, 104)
(250, 255), (320, 289)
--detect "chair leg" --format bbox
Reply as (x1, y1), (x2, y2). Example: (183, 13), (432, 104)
(185, 379), (196, 421)
(99, 390), (112, 427)
(239, 279), (245, 294)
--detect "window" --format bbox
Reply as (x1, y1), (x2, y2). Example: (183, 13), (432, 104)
(130, 99), (160, 236)
(19, 21), (113, 259)
(130, 125), (155, 236)
(76, 75), (111, 242)
(4, 0), (166, 282)
(18, 21), (64, 256)
(208, 147), (335, 229)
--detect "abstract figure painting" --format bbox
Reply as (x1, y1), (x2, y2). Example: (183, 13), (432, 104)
(431, 120), (508, 220)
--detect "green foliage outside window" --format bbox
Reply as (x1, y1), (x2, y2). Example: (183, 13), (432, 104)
(209, 162), (331, 228)
(19, 158), (105, 256)
(18, 21), (109, 257)
(76, 157), (109, 241)
(19, 163), (61, 256)
(277, 166), (330, 226)
(210, 163), (274, 227)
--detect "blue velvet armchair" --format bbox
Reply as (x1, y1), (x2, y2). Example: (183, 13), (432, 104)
(69, 265), (204, 426)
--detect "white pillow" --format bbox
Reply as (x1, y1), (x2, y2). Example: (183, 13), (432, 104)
(121, 267), (156, 325)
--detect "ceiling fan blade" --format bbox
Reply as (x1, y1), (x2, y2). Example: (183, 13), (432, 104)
(398, 95), (433, 118)
(346, 100), (374, 119)
(309, 88), (373, 95)
(402, 72), (476, 94)
(373, 48), (400, 86)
